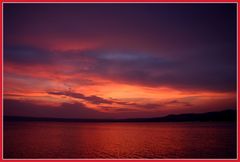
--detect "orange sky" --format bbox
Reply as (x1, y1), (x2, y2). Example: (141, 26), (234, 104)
(3, 4), (236, 118)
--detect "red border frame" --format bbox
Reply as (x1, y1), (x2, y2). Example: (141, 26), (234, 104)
(0, 0), (238, 2)
(0, 1), (238, 162)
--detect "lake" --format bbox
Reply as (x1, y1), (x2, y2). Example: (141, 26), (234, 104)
(4, 121), (236, 159)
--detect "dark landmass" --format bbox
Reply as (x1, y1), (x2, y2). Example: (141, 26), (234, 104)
(4, 109), (236, 123)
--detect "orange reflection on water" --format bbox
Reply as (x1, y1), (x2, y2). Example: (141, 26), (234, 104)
(4, 121), (236, 159)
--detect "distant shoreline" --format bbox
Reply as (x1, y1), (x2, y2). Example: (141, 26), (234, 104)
(4, 109), (236, 123)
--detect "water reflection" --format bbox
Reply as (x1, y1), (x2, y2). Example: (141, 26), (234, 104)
(4, 122), (236, 159)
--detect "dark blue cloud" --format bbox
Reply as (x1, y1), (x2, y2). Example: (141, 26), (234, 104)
(3, 99), (107, 118)
(4, 4), (237, 92)
(5, 45), (236, 92)
(48, 91), (113, 105)
(4, 46), (53, 65)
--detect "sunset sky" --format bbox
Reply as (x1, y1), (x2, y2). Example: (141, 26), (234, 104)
(4, 3), (236, 119)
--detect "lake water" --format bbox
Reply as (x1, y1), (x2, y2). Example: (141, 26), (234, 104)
(4, 121), (236, 159)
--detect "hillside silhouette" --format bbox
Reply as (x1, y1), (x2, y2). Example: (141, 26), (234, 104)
(4, 109), (236, 122)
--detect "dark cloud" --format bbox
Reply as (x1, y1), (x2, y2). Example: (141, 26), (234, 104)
(4, 4), (236, 53)
(165, 100), (192, 107)
(47, 91), (191, 110)
(4, 3), (237, 92)
(2, 99), (162, 119)
(4, 98), (236, 119)
(86, 51), (236, 92)
(5, 44), (236, 92)
(115, 101), (191, 111)
(4, 46), (53, 65)
(48, 91), (113, 104)
(3, 99), (108, 119)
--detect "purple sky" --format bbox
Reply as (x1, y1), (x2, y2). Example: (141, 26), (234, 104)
(4, 3), (237, 119)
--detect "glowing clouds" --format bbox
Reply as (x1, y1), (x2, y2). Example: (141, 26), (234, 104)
(3, 4), (236, 118)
